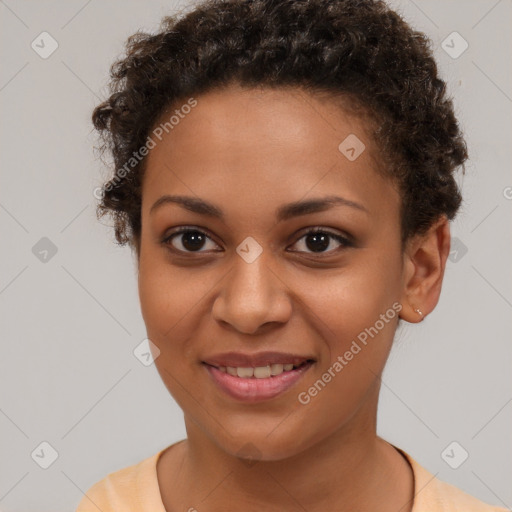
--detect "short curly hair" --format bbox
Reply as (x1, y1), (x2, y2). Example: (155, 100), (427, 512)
(92, 0), (467, 253)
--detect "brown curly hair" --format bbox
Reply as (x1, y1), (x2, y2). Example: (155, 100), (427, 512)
(92, 0), (467, 253)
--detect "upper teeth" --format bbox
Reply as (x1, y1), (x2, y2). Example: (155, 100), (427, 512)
(219, 363), (297, 378)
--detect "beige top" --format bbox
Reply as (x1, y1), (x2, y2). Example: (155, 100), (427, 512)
(75, 442), (508, 511)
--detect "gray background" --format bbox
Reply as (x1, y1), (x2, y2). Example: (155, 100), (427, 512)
(0, 0), (511, 510)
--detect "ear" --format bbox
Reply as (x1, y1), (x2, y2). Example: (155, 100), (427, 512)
(399, 215), (451, 323)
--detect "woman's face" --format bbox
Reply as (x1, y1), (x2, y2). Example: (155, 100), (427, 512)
(138, 84), (406, 460)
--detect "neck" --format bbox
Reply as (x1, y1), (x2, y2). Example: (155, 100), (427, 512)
(159, 385), (414, 511)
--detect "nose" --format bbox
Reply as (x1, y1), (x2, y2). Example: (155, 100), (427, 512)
(211, 251), (292, 335)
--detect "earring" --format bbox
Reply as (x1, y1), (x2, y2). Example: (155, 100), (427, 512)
(413, 307), (424, 321)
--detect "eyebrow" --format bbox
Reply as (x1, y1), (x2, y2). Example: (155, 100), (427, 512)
(149, 194), (368, 221)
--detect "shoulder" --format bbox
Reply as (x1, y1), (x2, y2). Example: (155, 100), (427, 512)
(75, 449), (167, 512)
(430, 477), (509, 512)
(395, 446), (508, 512)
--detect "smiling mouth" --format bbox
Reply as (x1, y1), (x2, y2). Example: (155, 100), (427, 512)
(204, 360), (314, 379)
(202, 359), (315, 403)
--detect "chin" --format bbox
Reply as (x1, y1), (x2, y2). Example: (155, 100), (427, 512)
(211, 428), (312, 463)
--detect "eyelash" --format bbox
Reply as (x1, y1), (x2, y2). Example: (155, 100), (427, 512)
(161, 226), (354, 257)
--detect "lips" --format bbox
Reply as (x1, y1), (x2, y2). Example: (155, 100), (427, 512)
(202, 351), (316, 402)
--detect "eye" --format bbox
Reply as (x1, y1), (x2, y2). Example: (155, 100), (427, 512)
(162, 226), (353, 256)
(162, 227), (220, 254)
(288, 227), (353, 255)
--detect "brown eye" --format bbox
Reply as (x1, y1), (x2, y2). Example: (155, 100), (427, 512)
(289, 228), (353, 255)
(162, 228), (220, 253)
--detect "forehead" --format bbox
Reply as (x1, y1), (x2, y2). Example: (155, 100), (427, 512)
(142, 84), (399, 223)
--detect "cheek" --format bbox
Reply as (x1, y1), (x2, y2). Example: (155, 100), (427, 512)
(138, 255), (200, 351)
(297, 255), (401, 340)
(138, 245), (204, 324)
(290, 272), (400, 442)
(137, 259), (207, 405)
(294, 255), (402, 401)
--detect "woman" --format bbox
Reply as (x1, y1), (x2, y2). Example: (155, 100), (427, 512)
(76, 0), (506, 510)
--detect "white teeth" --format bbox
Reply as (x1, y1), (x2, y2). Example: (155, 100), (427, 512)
(253, 366), (271, 378)
(219, 363), (306, 378)
(270, 363), (284, 375)
(236, 367), (254, 378)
